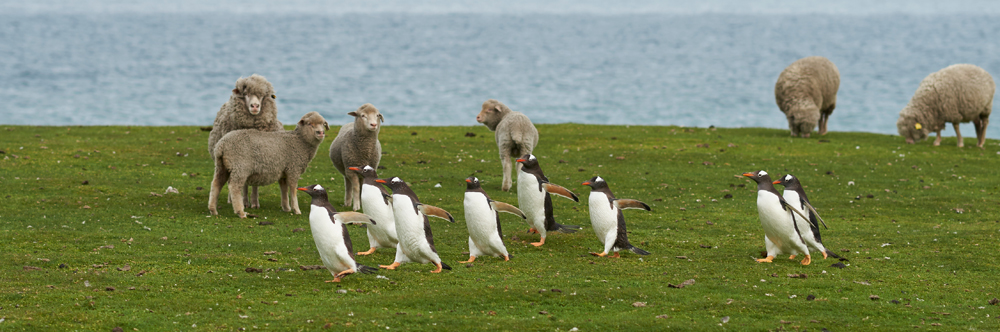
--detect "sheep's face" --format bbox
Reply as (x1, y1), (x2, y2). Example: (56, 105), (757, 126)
(297, 112), (329, 142)
(349, 104), (383, 132)
(896, 117), (926, 144)
(477, 100), (506, 131)
(786, 112), (818, 138)
(244, 94), (262, 115)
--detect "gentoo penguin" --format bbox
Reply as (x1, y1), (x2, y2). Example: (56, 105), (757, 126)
(462, 176), (526, 263)
(515, 154), (581, 247)
(296, 184), (378, 282)
(347, 165), (398, 256)
(773, 174), (845, 261)
(376, 177), (455, 273)
(581, 176), (651, 258)
(743, 170), (814, 265)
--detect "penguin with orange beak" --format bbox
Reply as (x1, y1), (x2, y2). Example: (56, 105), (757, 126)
(742, 170), (813, 265)
(347, 165), (398, 256)
(462, 176), (525, 263)
(515, 154), (581, 247)
(296, 184), (378, 282)
(772, 174), (845, 261)
(375, 177), (455, 273)
(582, 176), (651, 257)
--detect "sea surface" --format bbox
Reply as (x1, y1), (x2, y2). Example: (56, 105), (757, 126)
(2, 1), (999, 138)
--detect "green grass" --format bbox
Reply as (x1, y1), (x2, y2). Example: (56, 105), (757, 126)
(1, 123), (999, 331)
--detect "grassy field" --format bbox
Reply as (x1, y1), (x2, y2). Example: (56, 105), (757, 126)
(1, 123), (999, 331)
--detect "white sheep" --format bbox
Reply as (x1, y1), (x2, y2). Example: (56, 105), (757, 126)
(209, 112), (329, 218)
(329, 104), (383, 211)
(774, 56), (840, 137)
(476, 99), (538, 191)
(208, 74), (283, 208)
(897, 64), (994, 148)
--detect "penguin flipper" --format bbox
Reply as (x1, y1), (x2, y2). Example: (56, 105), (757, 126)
(629, 246), (651, 255)
(542, 183), (580, 202)
(334, 212), (377, 225)
(801, 200), (828, 229)
(358, 265), (378, 274)
(614, 199), (651, 211)
(490, 201), (526, 219)
(418, 204), (455, 223)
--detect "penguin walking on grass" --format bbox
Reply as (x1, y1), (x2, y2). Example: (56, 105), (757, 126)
(515, 154), (581, 247)
(348, 165), (398, 256)
(742, 170), (815, 265)
(462, 176), (526, 263)
(297, 184), (378, 282)
(376, 177), (455, 273)
(582, 176), (651, 258)
(772, 174), (845, 261)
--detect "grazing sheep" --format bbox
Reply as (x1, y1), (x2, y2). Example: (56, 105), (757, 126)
(329, 104), (383, 211)
(476, 99), (539, 191)
(208, 74), (283, 208)
(209, 112), (329, 218)
(774, 56), (840, 137)
(897, 64), (994, 148)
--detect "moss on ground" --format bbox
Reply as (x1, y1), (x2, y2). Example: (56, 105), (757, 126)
(1, 124), (999, 330)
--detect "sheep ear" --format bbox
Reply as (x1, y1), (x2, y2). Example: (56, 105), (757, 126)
(493, 105), (502, 112)
(324, 121), (329, 130)
(377, 114), (384, 123)
(232, 88), (240, 95)
(299, 119), (306, 126)
(348, 111), (359, 117)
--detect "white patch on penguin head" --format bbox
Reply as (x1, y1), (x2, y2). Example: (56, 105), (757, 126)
(390, 177), (403, 183)
(314, 184), (324, 191)
(595, 176), (604, 183)
(528, 155), (536, 160)
(758, 170), (768, 177)
(363, 165), (374, 171)
(785, 174), (793, 181)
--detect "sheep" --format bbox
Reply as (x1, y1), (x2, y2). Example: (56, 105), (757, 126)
(208, 74), (283, 208)
(209, 112), (329, 218)
(897, 64), (994, 148)
(329, 103), (383, 211)
(476, 99), (539, 192)
(774, 56), (840, 138)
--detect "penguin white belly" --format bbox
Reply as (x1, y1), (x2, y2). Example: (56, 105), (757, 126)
(588, 192), (618, 246)
(756, 191), (806, 256)
(517, 171), (547, 232)
(391, 195), (439, 264)
(360, 184), (398, 248)
(464, 193), (507, 257)
(308, 206), (356, 274)
(781, 191), (825, 253)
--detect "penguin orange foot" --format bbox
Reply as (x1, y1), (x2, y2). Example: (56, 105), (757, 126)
(528, 228), (538, 234)
(460, 256), (477, 263)
(756, 256), (775, 263)
(357, 247), (377, 256)
(326, 278), (341, 283)
(788, 255), (796, 260)
(531, 237), (546, 247)
(800, 255), (812, 265)
(590, 252), (606, 257)
(822, 251), (829, 259)
(379, 262), (401, 270)
(431, 263), (445, 273)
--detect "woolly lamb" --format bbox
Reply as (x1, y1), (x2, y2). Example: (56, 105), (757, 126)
(209, 112), (329, 218)
(774, 56), (840, 137)
(897, 64), (994, 148)
(476, 99), (538, 191)
(329, 104), (383, 211)
(208, 74), (283, 208)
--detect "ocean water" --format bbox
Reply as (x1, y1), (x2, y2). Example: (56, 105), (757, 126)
(2, 1), (999, 138)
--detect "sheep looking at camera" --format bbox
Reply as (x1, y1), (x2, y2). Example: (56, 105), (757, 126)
(329, 103), (384, 211)
(774, 56), (840, 138)
(208, 74), (283, 208)
(208, 112), (329, 218)
(476, 99), (538, 192)
(897, 64), (994, 148)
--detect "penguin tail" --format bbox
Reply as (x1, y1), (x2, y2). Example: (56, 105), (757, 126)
(358, 265), (378, 274)
(553, 223), (581, 234)
(825, 250), (848, 261)
(629, 246), (651, 256)
(440, 262), (452, 270)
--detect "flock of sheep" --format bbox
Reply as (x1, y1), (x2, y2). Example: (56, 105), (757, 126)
(203, 57), (994, 279)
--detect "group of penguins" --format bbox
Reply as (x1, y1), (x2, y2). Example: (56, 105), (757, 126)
(294, 154), (653, 282)
(294, 154), (846, 283)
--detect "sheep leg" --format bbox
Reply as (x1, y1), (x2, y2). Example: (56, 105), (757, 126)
(250, 186), (260, 209)
(974, 117), (988, 148)
(288, 175), (301, 214)
(933, 130), (942, 146)
(500, 150), (513, 192)
(241, 185), (250, 207)
(953, 123), (964, 148)
(278, 178), (290, 212)
(229, 177), (248, 218)
(819, 113), (829, 135)
(342, 174), (353, 208)
(208, 165), (230, 216)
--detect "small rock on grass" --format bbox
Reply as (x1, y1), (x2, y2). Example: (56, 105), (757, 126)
(245, 267), (263, 273)
(831, 262), (847, 269)
(989, 298), (999, 305)
(299, 265), (323, 270)
(668, 279), (695, 288)
(632, 302), (647, 307)
(656, 314), (670, 319)
(258, 221), (274, 225)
